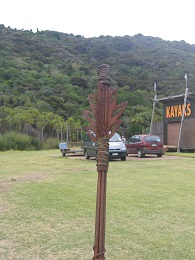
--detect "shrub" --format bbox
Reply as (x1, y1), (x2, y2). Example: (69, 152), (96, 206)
(31, 137), (42, 150)
(0, 134), (7, 151)
(42, 138), (59, 150)
(0, 132), (42, 151)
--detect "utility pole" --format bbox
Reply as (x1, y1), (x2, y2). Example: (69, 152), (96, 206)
(149, 82), (157, 134)
(177, 74), (188, 152)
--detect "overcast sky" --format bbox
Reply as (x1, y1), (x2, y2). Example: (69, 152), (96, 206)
(1, 0), (194, 44)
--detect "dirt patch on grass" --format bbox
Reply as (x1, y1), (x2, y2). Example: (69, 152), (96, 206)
(16, 171), (49, 182)
(0, 172), (48, 193)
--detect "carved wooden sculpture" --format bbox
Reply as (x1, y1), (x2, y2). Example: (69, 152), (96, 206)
(83, 64), (127, 259)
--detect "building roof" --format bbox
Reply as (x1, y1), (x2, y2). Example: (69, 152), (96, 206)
(157, 92), (195, 103)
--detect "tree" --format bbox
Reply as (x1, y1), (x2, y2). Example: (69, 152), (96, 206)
(52, 114), (65, 139)
(37, 112), (50, 141)
(0, 107), (13, 133)
(70, 76), (88, 90)
(126, 123), (142, 138)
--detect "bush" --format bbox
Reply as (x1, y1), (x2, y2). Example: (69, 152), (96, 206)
(0, 134), (7, 151)
(0, 132), (61, 151)
(31, 137), (42, 150)
(0, 132), (42, 151)
(42, 138), (59, 150)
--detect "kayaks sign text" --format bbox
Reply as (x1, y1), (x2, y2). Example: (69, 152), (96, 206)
(166, 103), (191, 118)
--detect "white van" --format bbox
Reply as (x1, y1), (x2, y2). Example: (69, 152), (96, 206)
(82, 132), (127, 161)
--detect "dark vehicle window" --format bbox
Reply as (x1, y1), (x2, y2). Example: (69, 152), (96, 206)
(85, 131), (96, 142)
(134, 136), (140, 143)
(84, 134), (91, 142)
(145, 136), (160, 142)
(129, 137), (135, 143)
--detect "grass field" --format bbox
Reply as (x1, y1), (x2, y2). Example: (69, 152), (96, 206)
(0, 150), (195, 259)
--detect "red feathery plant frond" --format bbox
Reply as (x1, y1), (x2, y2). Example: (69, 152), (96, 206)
(83, 82), (127, 142)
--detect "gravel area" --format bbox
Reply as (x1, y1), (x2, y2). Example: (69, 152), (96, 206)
(66, 153), (183, 160)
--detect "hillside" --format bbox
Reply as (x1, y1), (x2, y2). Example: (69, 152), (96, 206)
(0, 24), (195, 138)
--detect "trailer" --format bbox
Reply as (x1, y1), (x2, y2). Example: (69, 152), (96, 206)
(59, 142), (83, 156)
(59, 143), (70, 156)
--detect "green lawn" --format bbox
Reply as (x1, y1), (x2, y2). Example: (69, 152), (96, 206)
(0, 150), (194, 259)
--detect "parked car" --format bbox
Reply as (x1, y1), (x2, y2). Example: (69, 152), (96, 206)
(82, 132), (127, 161)
(125, 134), (163, 158)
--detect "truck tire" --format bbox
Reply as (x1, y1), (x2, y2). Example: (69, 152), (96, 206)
(61, 149), (66, 156)
(138, 149), (144, 158)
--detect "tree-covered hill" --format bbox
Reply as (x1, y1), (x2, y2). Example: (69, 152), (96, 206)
(0, 24), (195, 140)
